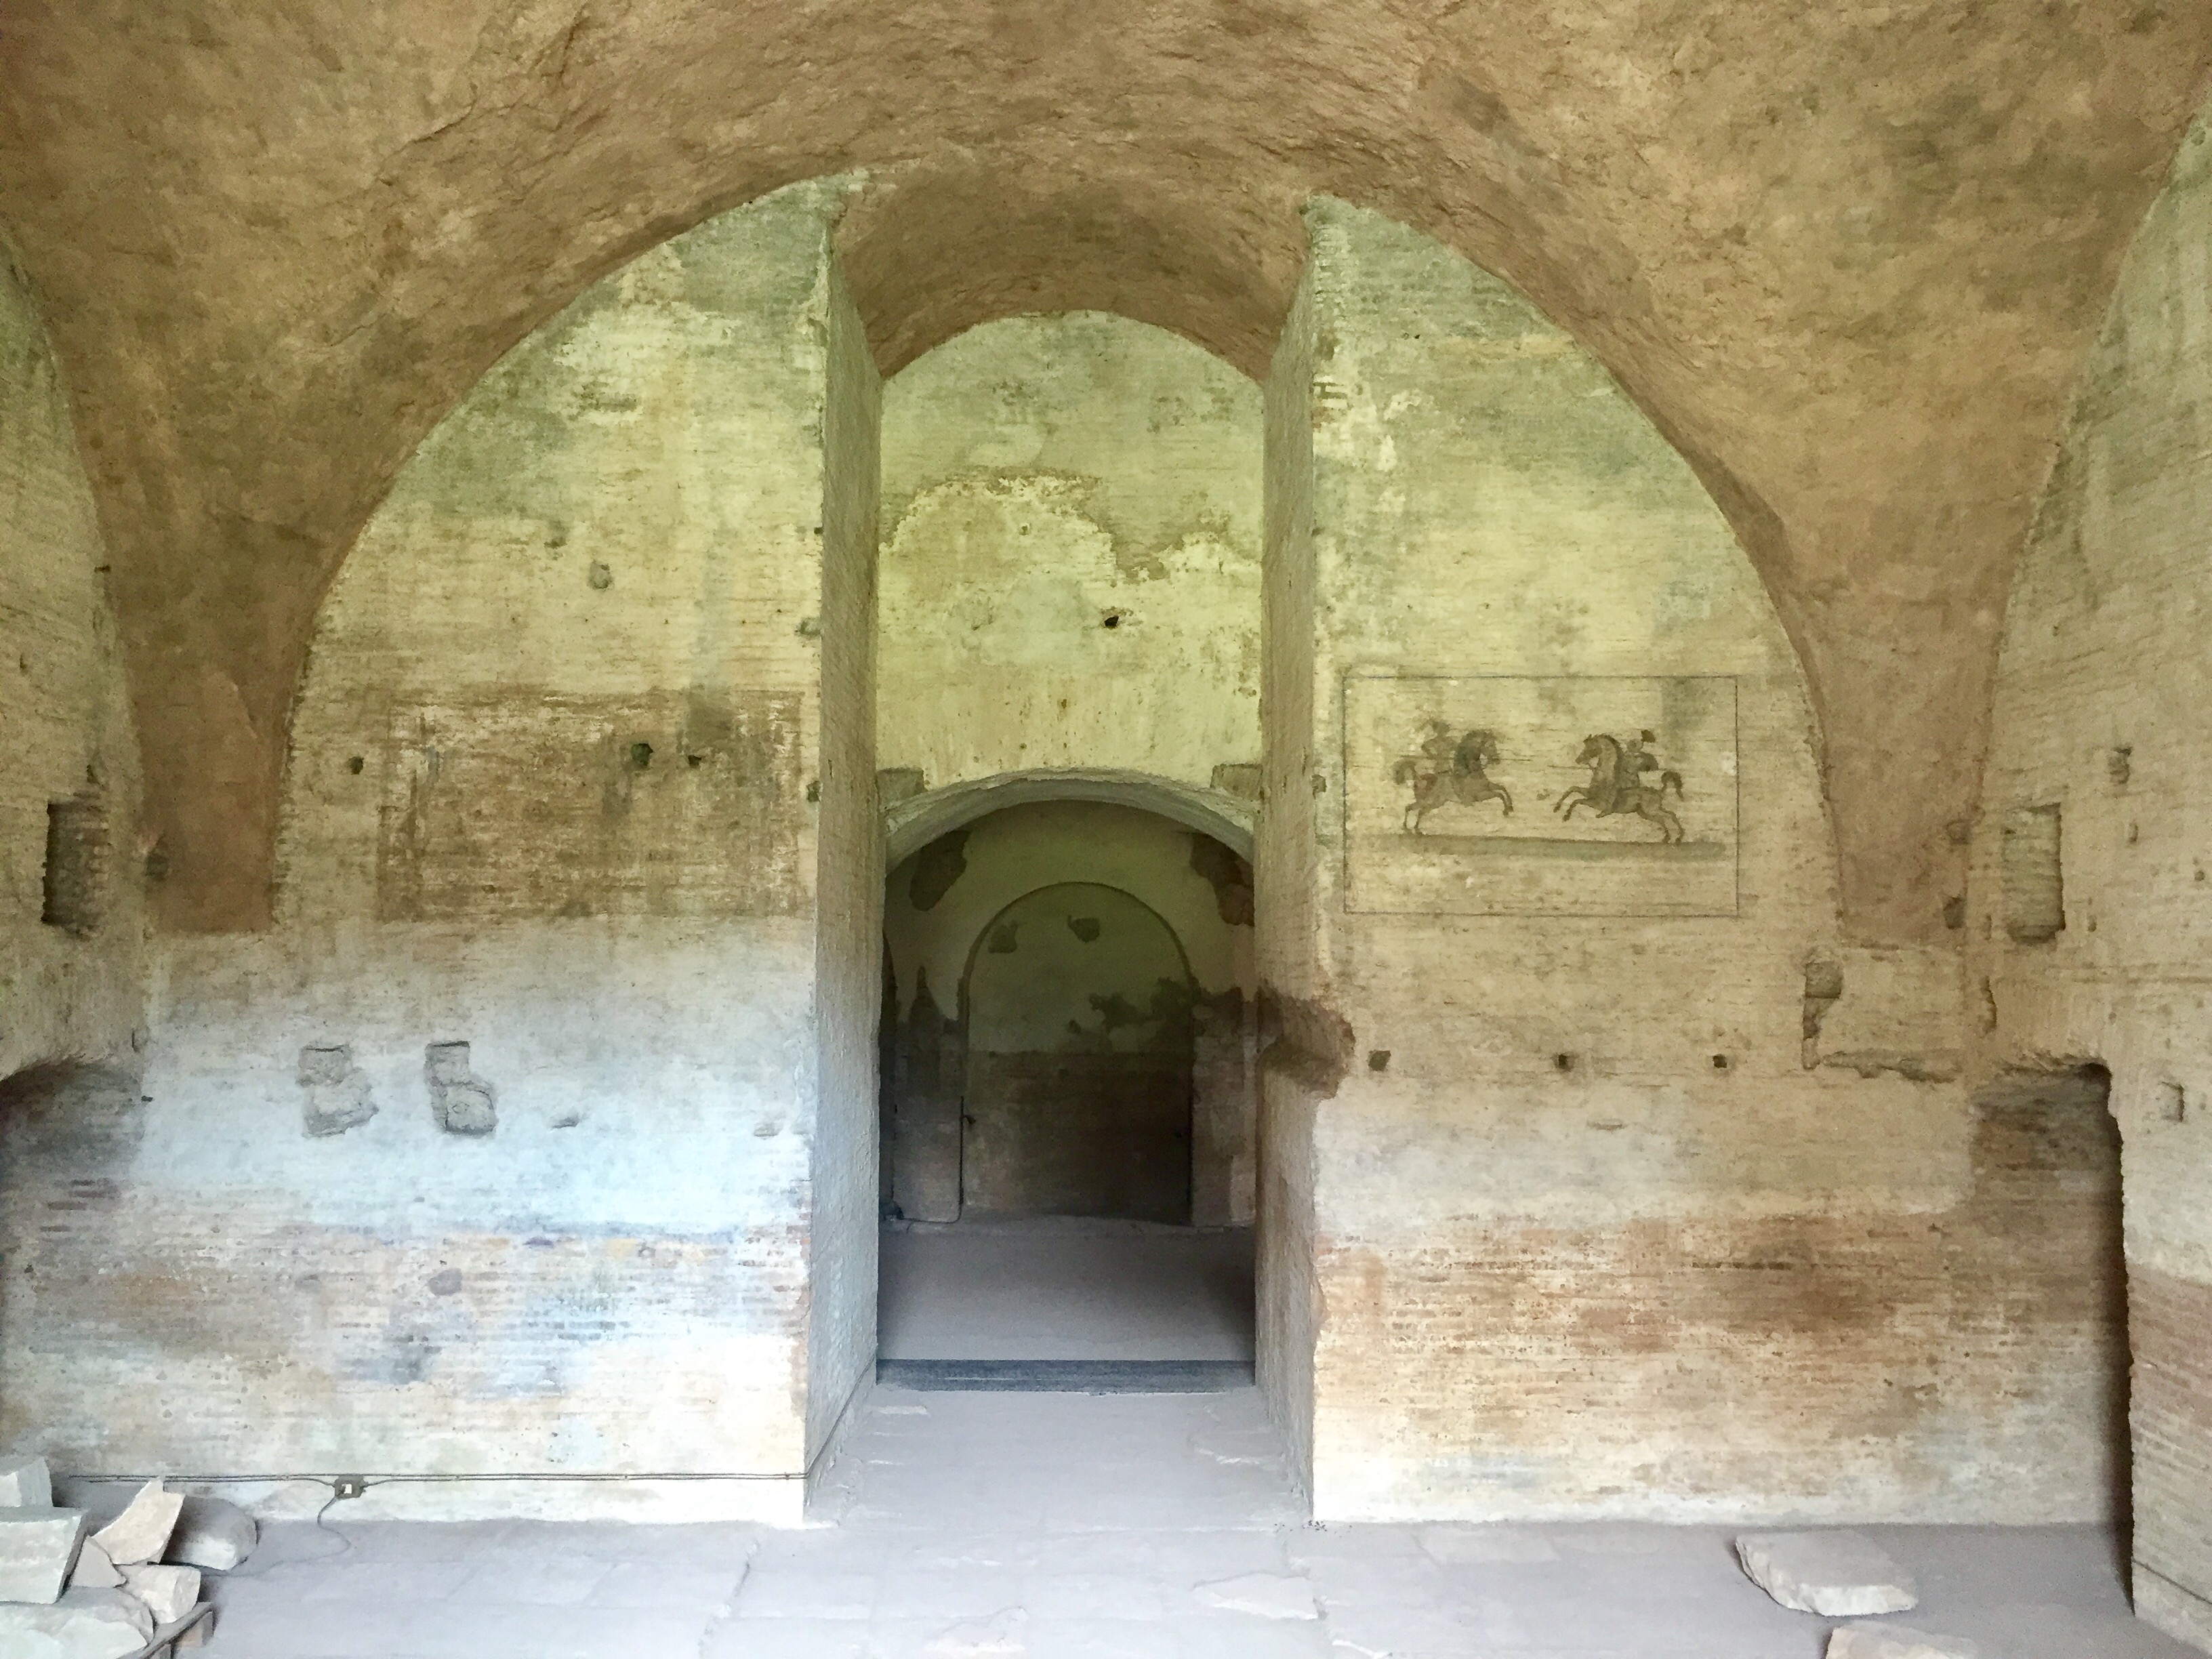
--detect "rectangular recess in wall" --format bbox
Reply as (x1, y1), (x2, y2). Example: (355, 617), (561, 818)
(40, 793), (107, 937)
(373, 690), (805, 921)
(1340, 673), (1738, 916)
(2001, 803), (2064, 944)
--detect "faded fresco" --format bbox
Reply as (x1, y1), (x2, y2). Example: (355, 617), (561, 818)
(1343, 674), (1738, 916)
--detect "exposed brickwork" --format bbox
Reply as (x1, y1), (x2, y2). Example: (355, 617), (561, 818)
(2134, 1268), (2212, 1610)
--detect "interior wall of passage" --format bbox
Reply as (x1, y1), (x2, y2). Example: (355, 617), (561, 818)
(0, 237), (142, 1079)
(877, 313), (1262, 797)
(0, 182), (876, 1521)
(1971, 100), (2212, 1654)
(1262, 199), (2119, 1524)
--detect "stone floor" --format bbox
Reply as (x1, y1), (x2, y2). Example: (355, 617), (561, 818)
(878, 1218), (1256, 1361)
(198, 1387), (2192, 1658)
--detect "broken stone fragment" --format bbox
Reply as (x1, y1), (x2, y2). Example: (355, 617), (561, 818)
(1827, 1623), (1980, 1658)
(0, 1507), (86, 1603)
(91, 1480), (181, 1568)
(1736, 1531), (1917, 1616)
(120, 1563), (199, 1624)
(164, 1496), (256, 1572)
(0, 1584), (155, 1658)
(0, 1454), (54, 1509)
(68, 1537), (121, 1590)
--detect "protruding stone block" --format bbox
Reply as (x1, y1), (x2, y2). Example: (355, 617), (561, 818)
(425, 1042), (496, 1135)
(298, 1043), (377, 1137)
(120, 1563), (198, 1624)
(67, 1538), (121, 1590)
(0, 1585), (155, 1658)
(1827, 1624), (1979, 1659)
(0, 1507), (85, 1603)
(1736, 1531), (1917, 1616)
(91, 1480), (180, 1568)
(165, 1497), (256, 1573)
(0, 1454), (54, 1509)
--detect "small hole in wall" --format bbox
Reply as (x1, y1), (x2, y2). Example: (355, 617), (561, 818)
(348, 756), (365, 775)
(1368, 1050), (1391, 1072)
(1553, 1052), (1575, 1072)
(1101, 611), (1123, 630)
(2162, 1082), (2188, 1124)
(1712, 1054), (1731, 1070)
(629, 741), (653, 770)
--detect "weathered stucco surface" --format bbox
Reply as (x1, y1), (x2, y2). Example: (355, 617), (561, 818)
(5, 3), (2207, 943)
(1264, 202), (2121, 1524)
(0, 184), (876, 1519)
(879, 313), (1260, 795)
(882, 801), (1256, 1228)
(1973, 103), (2212, 1650)
(0, 237), (141, 1076)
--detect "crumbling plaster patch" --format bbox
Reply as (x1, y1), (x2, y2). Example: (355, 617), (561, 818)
(878, 314), (1261, 794)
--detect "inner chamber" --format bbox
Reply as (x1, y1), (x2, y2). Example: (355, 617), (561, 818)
(876, 802), (1256, 1379)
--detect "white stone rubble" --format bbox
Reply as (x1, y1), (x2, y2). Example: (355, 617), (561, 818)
(121, 1562), (200, 1624)
(1, 1454), (241, 1652)
(0, 1507), (86, 1604)
(0, 1584), (155, 1658)
(90, 1479), (181, 1568)
(1827, 1622), (1981, 1658)
(67, 1537), (121, 1590)
(0, 1455), (55, 1509)
(165, 1496), (257, 1572)
(1736, 1530), (1919, 1616)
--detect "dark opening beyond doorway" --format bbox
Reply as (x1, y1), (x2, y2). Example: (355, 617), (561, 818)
(960, 882), (1193, 1224)
(875, 802), (1257, 1391)
(1972, 1061), (2130, 1549)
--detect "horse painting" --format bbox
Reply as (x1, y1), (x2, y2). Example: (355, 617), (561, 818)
(1555, 732), (1685, 842)
(1394, 724), (1513, 834)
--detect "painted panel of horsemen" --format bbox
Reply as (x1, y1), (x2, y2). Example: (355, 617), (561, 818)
(1342, 673), (1738, 916)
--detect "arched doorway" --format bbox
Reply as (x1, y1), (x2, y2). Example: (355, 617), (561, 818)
(876, 802), (1257, 1385)
(959, 881), (1194, 1223)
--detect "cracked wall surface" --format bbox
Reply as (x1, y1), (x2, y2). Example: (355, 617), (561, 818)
(5, 3), (2209, 941)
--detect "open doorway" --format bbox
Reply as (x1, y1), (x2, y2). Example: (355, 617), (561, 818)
(875, 799), (1256, 1389)
(1970, 1061), (2130, 1551)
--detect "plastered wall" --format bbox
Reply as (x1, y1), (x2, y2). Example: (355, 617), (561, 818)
(0, 238), (141, 1076)
(1261, 201), (2118, 1524)
(1973, 106), (2212, 1652)
(0, 184), (877, 1519)
(882, 801), (1256, 1227)
(878, 313), (1261, 794)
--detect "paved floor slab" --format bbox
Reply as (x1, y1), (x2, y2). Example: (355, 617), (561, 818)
(194, 1387), (2194, 1658)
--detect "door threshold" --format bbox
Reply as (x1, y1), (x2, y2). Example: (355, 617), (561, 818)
(875, 1358), (1254, 1393)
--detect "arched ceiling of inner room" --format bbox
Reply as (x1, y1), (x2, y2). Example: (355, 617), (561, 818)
(0, 2), (2206, 943)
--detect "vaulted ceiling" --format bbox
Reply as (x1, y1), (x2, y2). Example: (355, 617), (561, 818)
(3, 1), (2207, 940)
